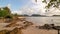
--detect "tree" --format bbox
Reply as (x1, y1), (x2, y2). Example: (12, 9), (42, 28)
(31, 14), (41, 16)
(3, 7), (11, 14)
(0, 7), (11, 17)
(0, 10), (8, 17)
(42, 0), (60, 9)
(13, 13), (18, 16)
(23, 14), (29, 16)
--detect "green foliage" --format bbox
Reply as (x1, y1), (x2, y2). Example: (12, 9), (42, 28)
(3, 7), (11, 14)
(14, 13), (18, 16)
(0, 7), (11, 17)
(5, 15), (13, 19)
(42, 0), (60, 9)
(0, 10), (8, 17)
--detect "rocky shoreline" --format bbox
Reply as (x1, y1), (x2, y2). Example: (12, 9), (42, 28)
(0, 17), (34, 34)
(0, 17), (59, 34)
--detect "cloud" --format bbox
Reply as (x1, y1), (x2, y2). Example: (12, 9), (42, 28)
(46, 8), (60, 16)
(30, 0), (46, 15)
(17, 0), (47, 15)
(20, 7), (34, 15)
(11, 10), (22, 15)
(11, 0), (60, 16)
(30, 0), (60, 16)
(31, 0), (37, 4)
(7, 4), (11, 8)
(18, 0), (46, 15)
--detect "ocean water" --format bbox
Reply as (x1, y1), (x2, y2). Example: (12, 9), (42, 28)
(25, 17), (60, 26)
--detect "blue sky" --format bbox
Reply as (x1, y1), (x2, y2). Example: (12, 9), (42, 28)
(0, 0), (31, 11)
(0, 0), (47, 15)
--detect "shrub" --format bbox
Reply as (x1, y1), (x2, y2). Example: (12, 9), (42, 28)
(5, 15), (13, 19)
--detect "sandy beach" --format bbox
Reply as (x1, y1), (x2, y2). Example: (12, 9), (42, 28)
(22, 25), (58, 34)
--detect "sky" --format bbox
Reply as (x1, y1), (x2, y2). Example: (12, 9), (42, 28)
(0, 0), (31, 11)
(0, 0), (35, 15)
(0, 0), (46, 15)
(0, 0), (60, 16)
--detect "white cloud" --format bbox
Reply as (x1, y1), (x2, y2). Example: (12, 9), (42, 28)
(30, 0), (60, 16)
(11, 10), (22, 15)
(20, 7), (35, 15)
(0, 4), (11, 8)
(18, 0), (46, 15)
(30, 0), (46, 15)
(46, 7), (60, 16)
(17, 0), (60, 16)
(7, 4), (11, 8)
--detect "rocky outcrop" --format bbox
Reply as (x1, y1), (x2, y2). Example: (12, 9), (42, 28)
(0, 17), (34, 34)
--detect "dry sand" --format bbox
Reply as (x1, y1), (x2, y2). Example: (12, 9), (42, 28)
(22, 26), (58, 34)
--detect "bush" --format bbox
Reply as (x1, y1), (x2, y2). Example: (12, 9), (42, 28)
(5, 15), (13, 19)
(0, 7), (11, 17)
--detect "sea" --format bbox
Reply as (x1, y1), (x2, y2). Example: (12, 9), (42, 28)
(25, 16), (60, 26)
